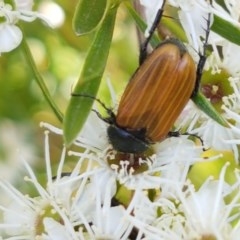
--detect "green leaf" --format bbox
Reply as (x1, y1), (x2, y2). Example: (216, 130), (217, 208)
(124, 1), (160, 48)
(73, 0), (107, 35)
(64, 2), (119, 146)
(212, 15), (240, 46)
(192, 92), (229, 127)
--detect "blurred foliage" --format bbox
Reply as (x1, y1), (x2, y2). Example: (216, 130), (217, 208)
(0, 0), (138, 185)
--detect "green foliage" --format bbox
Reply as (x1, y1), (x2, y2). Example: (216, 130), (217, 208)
(64, 0), (120, 145)
(212, 15), (240, 46)
(73, 0), (107, 35)
(191, 92), (229, 127)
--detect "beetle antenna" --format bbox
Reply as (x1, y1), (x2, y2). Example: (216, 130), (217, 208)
(139, 0), (167, 64)
(192, 1), (212, 96)
(71, 93), (116, 123)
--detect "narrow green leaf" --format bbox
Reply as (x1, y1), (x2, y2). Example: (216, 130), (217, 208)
(215, 0), (228, 12)
(192, 92), (229, 127)
(21, 35), (63, 123)
(64, 3), (119, 146)
(73, 0), (107, 35)
(212, 15), (240, 46)
(124, 1), (160, 48)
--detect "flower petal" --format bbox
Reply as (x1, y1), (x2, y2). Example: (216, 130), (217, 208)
(0, 24), (22, 53)
(14, 0), (33, 11)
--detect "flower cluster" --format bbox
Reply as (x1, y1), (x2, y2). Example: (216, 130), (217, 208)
(0, 0), (47, 53)
(1, 0), (240, 239)
(0, 117), (240, 239)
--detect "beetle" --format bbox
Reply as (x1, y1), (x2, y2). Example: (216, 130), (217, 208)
(106, 39), (199, 153)
(74, 0), (210, 155)
(105, 1), (210, 154)
(108, 38), (196, 153)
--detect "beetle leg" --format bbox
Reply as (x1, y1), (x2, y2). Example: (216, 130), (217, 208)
(167, 131), (179, 137)
(139, 0), (167, 65)
(168, 131), (206, 151)
(192, 2), (212, 97)
(91, 109), (115, 125)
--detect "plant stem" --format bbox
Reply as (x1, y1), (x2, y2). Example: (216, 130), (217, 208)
(21, 36), (63, 123)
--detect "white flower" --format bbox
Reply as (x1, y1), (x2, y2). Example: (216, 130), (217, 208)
(0, 131), (94, 239)
(0, 23), (22, 53)
(0, 130), (137, 239)
(127, 163), (240, 239)
(1, 121), (239, 239)
(0, 0), (48, 53)
(176, 100), (239, 161)
(43, 218), (75, 240)
(0, 120), (35, 186)
(89, 203), (133, 239)
(174, 163), (240, 239)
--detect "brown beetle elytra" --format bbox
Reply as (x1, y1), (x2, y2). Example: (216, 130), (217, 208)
(116, 39), (196, 143)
